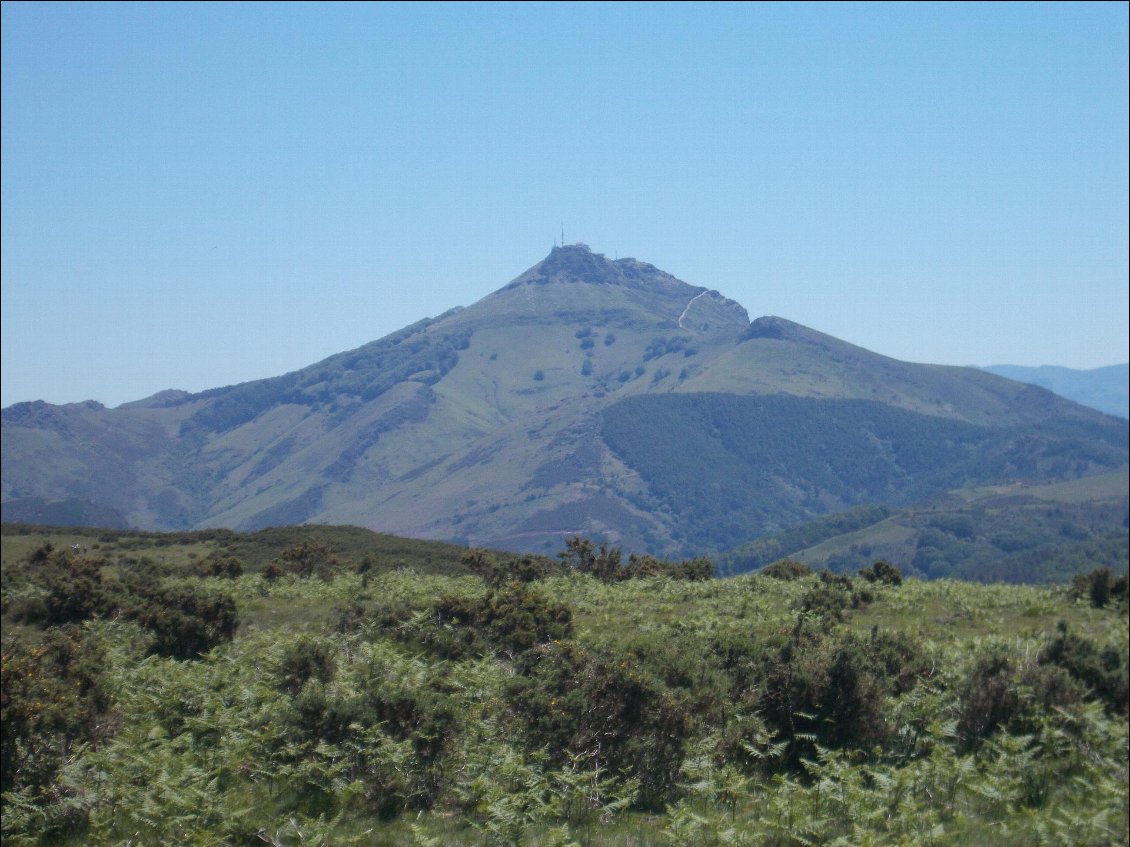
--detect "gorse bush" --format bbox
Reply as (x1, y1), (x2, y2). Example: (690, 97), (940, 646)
(273, 540), (339, 579)
(461, 548), (554, 586)
(5, 544), (239, 660)
(427, 582), (574, 657)
(135, 584), (239, 659)
(8, 546), (111, 626)
(261, 637), (466, 821)
(751, 622), (920, 766)
(957, 649), (1023, 750)
(275, 637), (336, 695)
(558, 536), (713, 582)
(955, 642), (1095, 752)
(859, 559), (903, 585)
(795, 570), (873, 621)
(559, 537), (623, 581)
(622, 552), (714, 580)
(194, 550), (244, 578)
(1070, 565), (1129, 608)
(507, 639), (692, 808)
(621, 631), (731, 724)
(1042, 621), (1128, 714)
(1, 625), (111, 843)
(759, 558), (811, 580)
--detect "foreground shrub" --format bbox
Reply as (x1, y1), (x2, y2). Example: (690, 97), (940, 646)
(5, 545), (239, 662)
(744, 622), (929, 769)
(859, 559), (903, 585)
(795, 571), (872, 621)
(426, 583), (573, 657)
(759, 558), (811, 580)
(2, 627), (111, 796)
(462, 548), (552, 585)
(276, 637), (336, 695)
(558, 536), (713, 581)
(957, 642), (1091, 751)
(507, 640), (691, 807)
(957, 650), (1020, 749)
(1042, 622), (1128, 714)
(135, 585), (239, 659)
(7, 546), (112, 626)
(1071, 566), (1129, 608)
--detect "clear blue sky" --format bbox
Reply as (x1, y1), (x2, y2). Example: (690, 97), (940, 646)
(3, 1), (1127, 408)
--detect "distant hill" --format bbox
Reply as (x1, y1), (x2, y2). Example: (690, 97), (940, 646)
(981, 364), (1128, 419)
(3, 244), (1127, 566)
(0, 496), (131, 529)
(0, 521), (480, 578)
(716, 469), (1129, 583)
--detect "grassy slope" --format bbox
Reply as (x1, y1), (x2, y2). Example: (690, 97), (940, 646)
(307, 293), (742, 552)
(676, 317), (1098, 426)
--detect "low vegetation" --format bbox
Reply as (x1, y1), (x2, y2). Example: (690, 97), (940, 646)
(2, 523), (1127, 846)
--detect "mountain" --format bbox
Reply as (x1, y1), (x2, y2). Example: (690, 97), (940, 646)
(980, 364), (1128, 420)
(3, 244), (1127, 559)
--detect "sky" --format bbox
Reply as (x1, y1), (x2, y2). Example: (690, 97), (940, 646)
(2, 1), (1127, 409)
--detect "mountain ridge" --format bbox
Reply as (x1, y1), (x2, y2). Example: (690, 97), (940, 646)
(980, 363), (1128, 420)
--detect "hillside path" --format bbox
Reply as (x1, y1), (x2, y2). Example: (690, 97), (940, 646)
(677, 291), (709, 328)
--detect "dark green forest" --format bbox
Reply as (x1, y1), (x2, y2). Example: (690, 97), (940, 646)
(715, 495), (1129, 583)
(601, 393), (1127, 556)
(2, 523), (1127, 846)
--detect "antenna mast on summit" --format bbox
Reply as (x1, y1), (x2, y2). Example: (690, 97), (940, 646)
(561, 223), (565, 246)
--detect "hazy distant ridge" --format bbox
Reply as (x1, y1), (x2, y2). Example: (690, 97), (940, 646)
(980, 364), (1127, 419)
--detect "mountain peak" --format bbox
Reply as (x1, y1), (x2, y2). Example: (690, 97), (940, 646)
(504, 243), (676, 291)
(471, 245), (749, 333)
